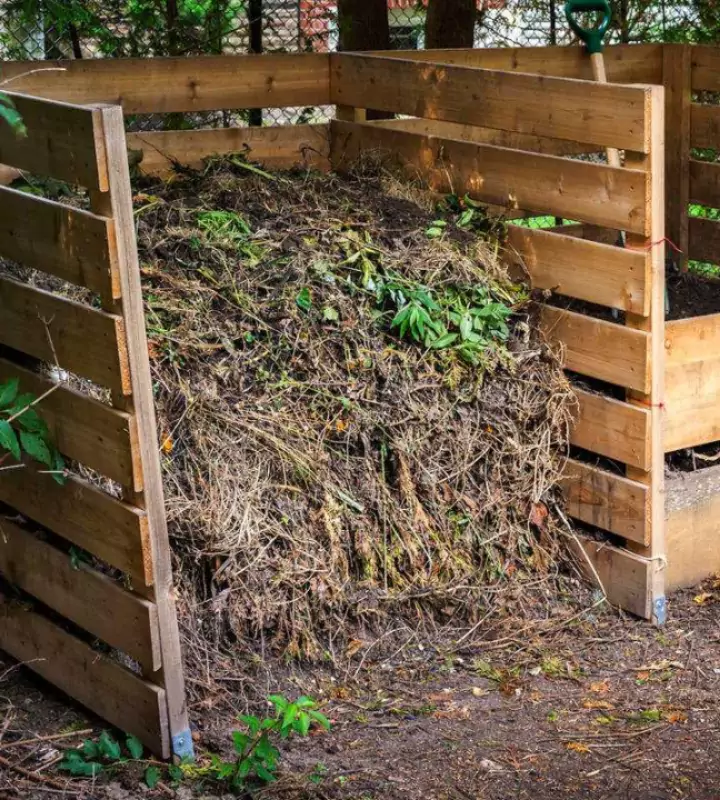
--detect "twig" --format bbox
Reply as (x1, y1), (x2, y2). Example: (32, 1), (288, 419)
(0, 754), (68, 791)
(554, 500), (608, 601)
(1, 729), (94, 750)
(0, 68), (67, 87)
(5, 384), (60, 426)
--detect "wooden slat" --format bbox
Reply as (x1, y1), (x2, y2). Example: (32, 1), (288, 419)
(369, 43), (663, 84)
(368, 117), (594, 157)
(561, 459), (649, 544)
(0, 467), (150, 585)
(541, 305), (650, 393)
(0, 518), (160, 671)
(330, 121), (647, 233)
(0, 54), (330, 114)
(0, 277), (130, 395)
(0, 358), (139, 488)
(571, 535), (652, 619)
(0, 596), (168, 755)
(0, 186), (119, 299)
(97, 106), (191, 757)
(689, 215), (720, 264)
(665, 314), (720, 366)
(330, 54), (652, 152)
(691, 102), (720, 149)
(663, 45), (691, 272)
(664, 315), (720, 451)
(507, 226), (649, 314)
(0, 92), (106, 189)
(691, 45), (720, 91)
(128, 123), (330, 177)
(689, 159), (720, 206)
(571, 389), (651, 470)
(666, 465), (720, 590)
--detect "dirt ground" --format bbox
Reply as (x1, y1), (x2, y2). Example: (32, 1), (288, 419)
(1, 583), (720, 800)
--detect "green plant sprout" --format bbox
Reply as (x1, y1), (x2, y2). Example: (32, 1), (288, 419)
(0, 378), (65, 483)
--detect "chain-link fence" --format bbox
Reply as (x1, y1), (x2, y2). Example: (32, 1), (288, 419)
(0, 1), (716, 127)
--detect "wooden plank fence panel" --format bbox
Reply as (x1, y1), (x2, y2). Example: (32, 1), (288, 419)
(560, 459), (649, 544)
(368, 117), (593, 156)
(692, 45), (720, 91)
(0, 186), (119, 299)
(572, 536), (652, 618)
(571, 389), (652, 470)
(330, 54), (652, 151)
(128, 124), (330, 176)
(507, 226), (649, 314)
(689, 216), (720, 264)
(0, 358), (139, 488)
(0, 92), (106, 188)
(691, 102), (720, 149)
(0, 277), (130, 395)
(369, 43), (663, 83)
(0, 519), (160, 672)
(541, 305), (651, 393)
(0, 54), (330, 114)
(0, 596), (168, 755)
(0, 468), (151, 585)
(689, 159), (720, 207)
(331, 121), (647, 233)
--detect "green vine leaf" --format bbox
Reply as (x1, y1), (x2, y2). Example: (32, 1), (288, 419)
(145, 765), (161, 788)
(0, 378), (19, 408)
(125, 735), (144, 760)
(19, 430), (53, 467)
(0, 420), (20, 461)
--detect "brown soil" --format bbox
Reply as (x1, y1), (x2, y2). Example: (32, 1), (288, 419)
(2, 584), (720, 800)
(667, 269), (720, 320)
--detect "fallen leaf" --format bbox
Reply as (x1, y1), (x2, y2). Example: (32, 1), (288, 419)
(566, 742), (591, 754)
(663, 710), (688, 724)
(636, 671), (651, 683)
(432, 707), (470, 721)
(335, 418), (348, 433)
(583, 699), (614, 711)
(161, 434), (173, 453)
(471, 687), (488, 698)
(529, 501), (549, 530)
(694, 592), (715, 605)
(590, 680), (610, 694)
(345, 639), (365, 658)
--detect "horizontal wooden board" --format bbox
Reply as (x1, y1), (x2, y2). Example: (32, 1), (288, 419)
(666, 464), (720, 590)
(368, 117), (593, 157)
(507, 226), (649, 314)
(331, 121), (647, 233)
(560, 459), (649, 544)
(665, 313), (720, 366)
(541, 305), (650, 392)
(370, 43), (662, 84)
(0, 186), (118, 298)
(571, 535), (652, 618)
(128, 123), (330, 176)
(689, 159), (720, 206)
(0, 596), (168, 755)
(0, 519), (160, 671)
(0, 277), (130, 395)
(0, 91), (106, 188)
(330, 54), (651, 152)
(664, 315), (720, 452)
(571, 388), (652, 470)
(0, 358), (138, 488)
(688, 215), (720, 264)
(692, 45), (720, 91)
(0, 467), (150, 585)
(691, 102), (720, 149)
(1, 53), (330, 114)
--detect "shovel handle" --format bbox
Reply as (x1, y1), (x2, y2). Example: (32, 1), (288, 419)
(564, 0), (612, 55)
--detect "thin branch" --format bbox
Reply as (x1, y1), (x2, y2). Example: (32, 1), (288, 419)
(0, 67), (67, 87)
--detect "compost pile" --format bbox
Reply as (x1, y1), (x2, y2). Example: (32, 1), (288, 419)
(132, 157), (576, 675)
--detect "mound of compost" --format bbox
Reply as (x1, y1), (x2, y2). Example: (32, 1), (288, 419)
(131, 157), (576, 672)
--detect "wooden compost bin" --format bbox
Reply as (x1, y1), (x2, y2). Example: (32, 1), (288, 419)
(0, 42), (717, 747)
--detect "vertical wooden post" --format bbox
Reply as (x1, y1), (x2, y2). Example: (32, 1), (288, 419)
(625, 85), (667, 625)
(94, 106), (193, 759)
(663, 43), (691, 272)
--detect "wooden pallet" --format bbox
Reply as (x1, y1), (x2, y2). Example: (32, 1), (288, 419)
(0, 92), (190, 759)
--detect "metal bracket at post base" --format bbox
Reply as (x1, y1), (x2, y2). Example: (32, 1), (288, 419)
(653, 597), (667, 626)
(172, 729), (195, 761)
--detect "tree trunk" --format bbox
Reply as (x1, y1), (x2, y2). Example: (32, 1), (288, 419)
(248, 0), (264, 127)
(425, 0), (476, 49)
(337, 0), (390, 52)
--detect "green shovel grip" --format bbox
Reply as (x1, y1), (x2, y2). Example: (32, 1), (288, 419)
(565, 0), (612, 54)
